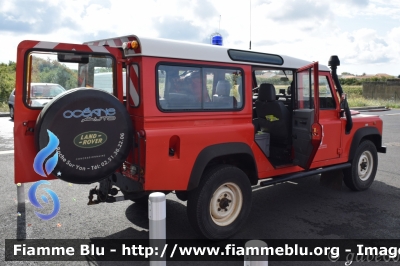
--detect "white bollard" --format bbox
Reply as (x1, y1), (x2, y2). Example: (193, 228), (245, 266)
(244, 240), (268, 266)
(148, 192), (166, 266)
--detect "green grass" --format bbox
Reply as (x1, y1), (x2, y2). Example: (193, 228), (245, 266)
(343, 85), (362, 97)
(343, 85), (400, 108)
(347, 96), (400, 108)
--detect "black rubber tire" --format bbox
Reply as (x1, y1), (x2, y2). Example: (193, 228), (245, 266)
(175, 191), (188, 201)
(34, 88), (133, 184)
(187, 165), (252, 239)
(9, 106), (14, 120)
(343, 140), (378, 191)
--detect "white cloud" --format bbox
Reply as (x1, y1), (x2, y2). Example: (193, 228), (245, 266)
(337, 29), (391, 65)
(331, 0), (400, 19)
(388, 27), (400, 43)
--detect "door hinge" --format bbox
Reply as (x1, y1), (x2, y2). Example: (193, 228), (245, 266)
(23, 120), (35, 135)
(337, 148), (343, 155)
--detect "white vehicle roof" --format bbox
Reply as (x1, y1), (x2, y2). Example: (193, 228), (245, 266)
(84, 35), (331, 71)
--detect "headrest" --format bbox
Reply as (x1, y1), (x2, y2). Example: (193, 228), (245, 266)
(258, 83), (276, 102)
(216, 80), (231, 96)
(287, 81), (293, 95)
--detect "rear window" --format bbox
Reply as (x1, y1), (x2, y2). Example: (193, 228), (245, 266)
(24, 51), (115, 108)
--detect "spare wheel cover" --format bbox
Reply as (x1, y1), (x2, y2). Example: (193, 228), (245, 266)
(34, 88), (133, 184)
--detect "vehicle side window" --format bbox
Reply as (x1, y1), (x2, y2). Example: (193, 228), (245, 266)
(253, 69), (293, 108)
(318, 75), (336, 109)
(157, 64), (243, 111)
(296, 68), (314, 109)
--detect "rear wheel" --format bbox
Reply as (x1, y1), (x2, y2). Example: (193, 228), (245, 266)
(187, 165), (252, 239)
(344, 140), (378, 191)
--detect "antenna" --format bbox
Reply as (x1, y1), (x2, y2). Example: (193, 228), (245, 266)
(249, 0), (252, 50)
(210, 15), (223, 46)
(211, 33), (223, 46)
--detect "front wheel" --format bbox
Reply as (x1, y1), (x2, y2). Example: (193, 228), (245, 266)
(187, 165), (252, 239)
(343, 140), (378, 191)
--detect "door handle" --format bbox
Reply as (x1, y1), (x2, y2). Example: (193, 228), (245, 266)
(299, 120), (307, 125)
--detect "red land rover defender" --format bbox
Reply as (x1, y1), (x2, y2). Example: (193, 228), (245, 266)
(14, 35), (386, 239)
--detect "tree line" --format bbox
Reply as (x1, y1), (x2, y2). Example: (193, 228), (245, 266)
(30, 57), (78, 90)
(0, 58), (79, 102)
(0, 61), (16, 101)
(339, 77), (395, 86)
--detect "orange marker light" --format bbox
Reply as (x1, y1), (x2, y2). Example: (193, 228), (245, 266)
(130, 41), (138, 49)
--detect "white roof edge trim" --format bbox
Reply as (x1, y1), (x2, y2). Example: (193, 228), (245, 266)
(138, 37), (331, 71)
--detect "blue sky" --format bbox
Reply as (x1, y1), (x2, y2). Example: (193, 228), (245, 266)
(0, 0), (399, 76)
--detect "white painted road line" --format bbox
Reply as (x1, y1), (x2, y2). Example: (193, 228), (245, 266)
(0, 150), (14, 155)
(385, 113), (400, 116)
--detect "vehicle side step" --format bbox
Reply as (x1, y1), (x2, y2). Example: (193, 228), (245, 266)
(259, 163), (351, 187)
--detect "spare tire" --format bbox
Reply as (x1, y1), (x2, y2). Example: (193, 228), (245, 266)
(34, 88), (133, 184)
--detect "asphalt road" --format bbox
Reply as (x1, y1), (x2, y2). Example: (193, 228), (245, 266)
(1, 109), (400, 266)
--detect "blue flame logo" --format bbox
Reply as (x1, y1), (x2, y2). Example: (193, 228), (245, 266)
(28, 180), (60, 220)
(30, 129), (61, 220)
(33, 130), (59, 177)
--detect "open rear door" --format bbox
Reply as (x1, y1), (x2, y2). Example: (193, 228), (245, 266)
(292, 62), (322, 169)
(14, 40), (126, 184)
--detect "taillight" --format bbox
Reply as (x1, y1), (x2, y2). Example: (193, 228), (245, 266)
(122, 41), (139, 50)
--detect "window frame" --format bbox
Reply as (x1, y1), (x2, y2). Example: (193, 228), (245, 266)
(23, 49), (117, 110)
(318, 74), (336, 110)
(155, 62), (245, 113)
(295, 67), (314, 110)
